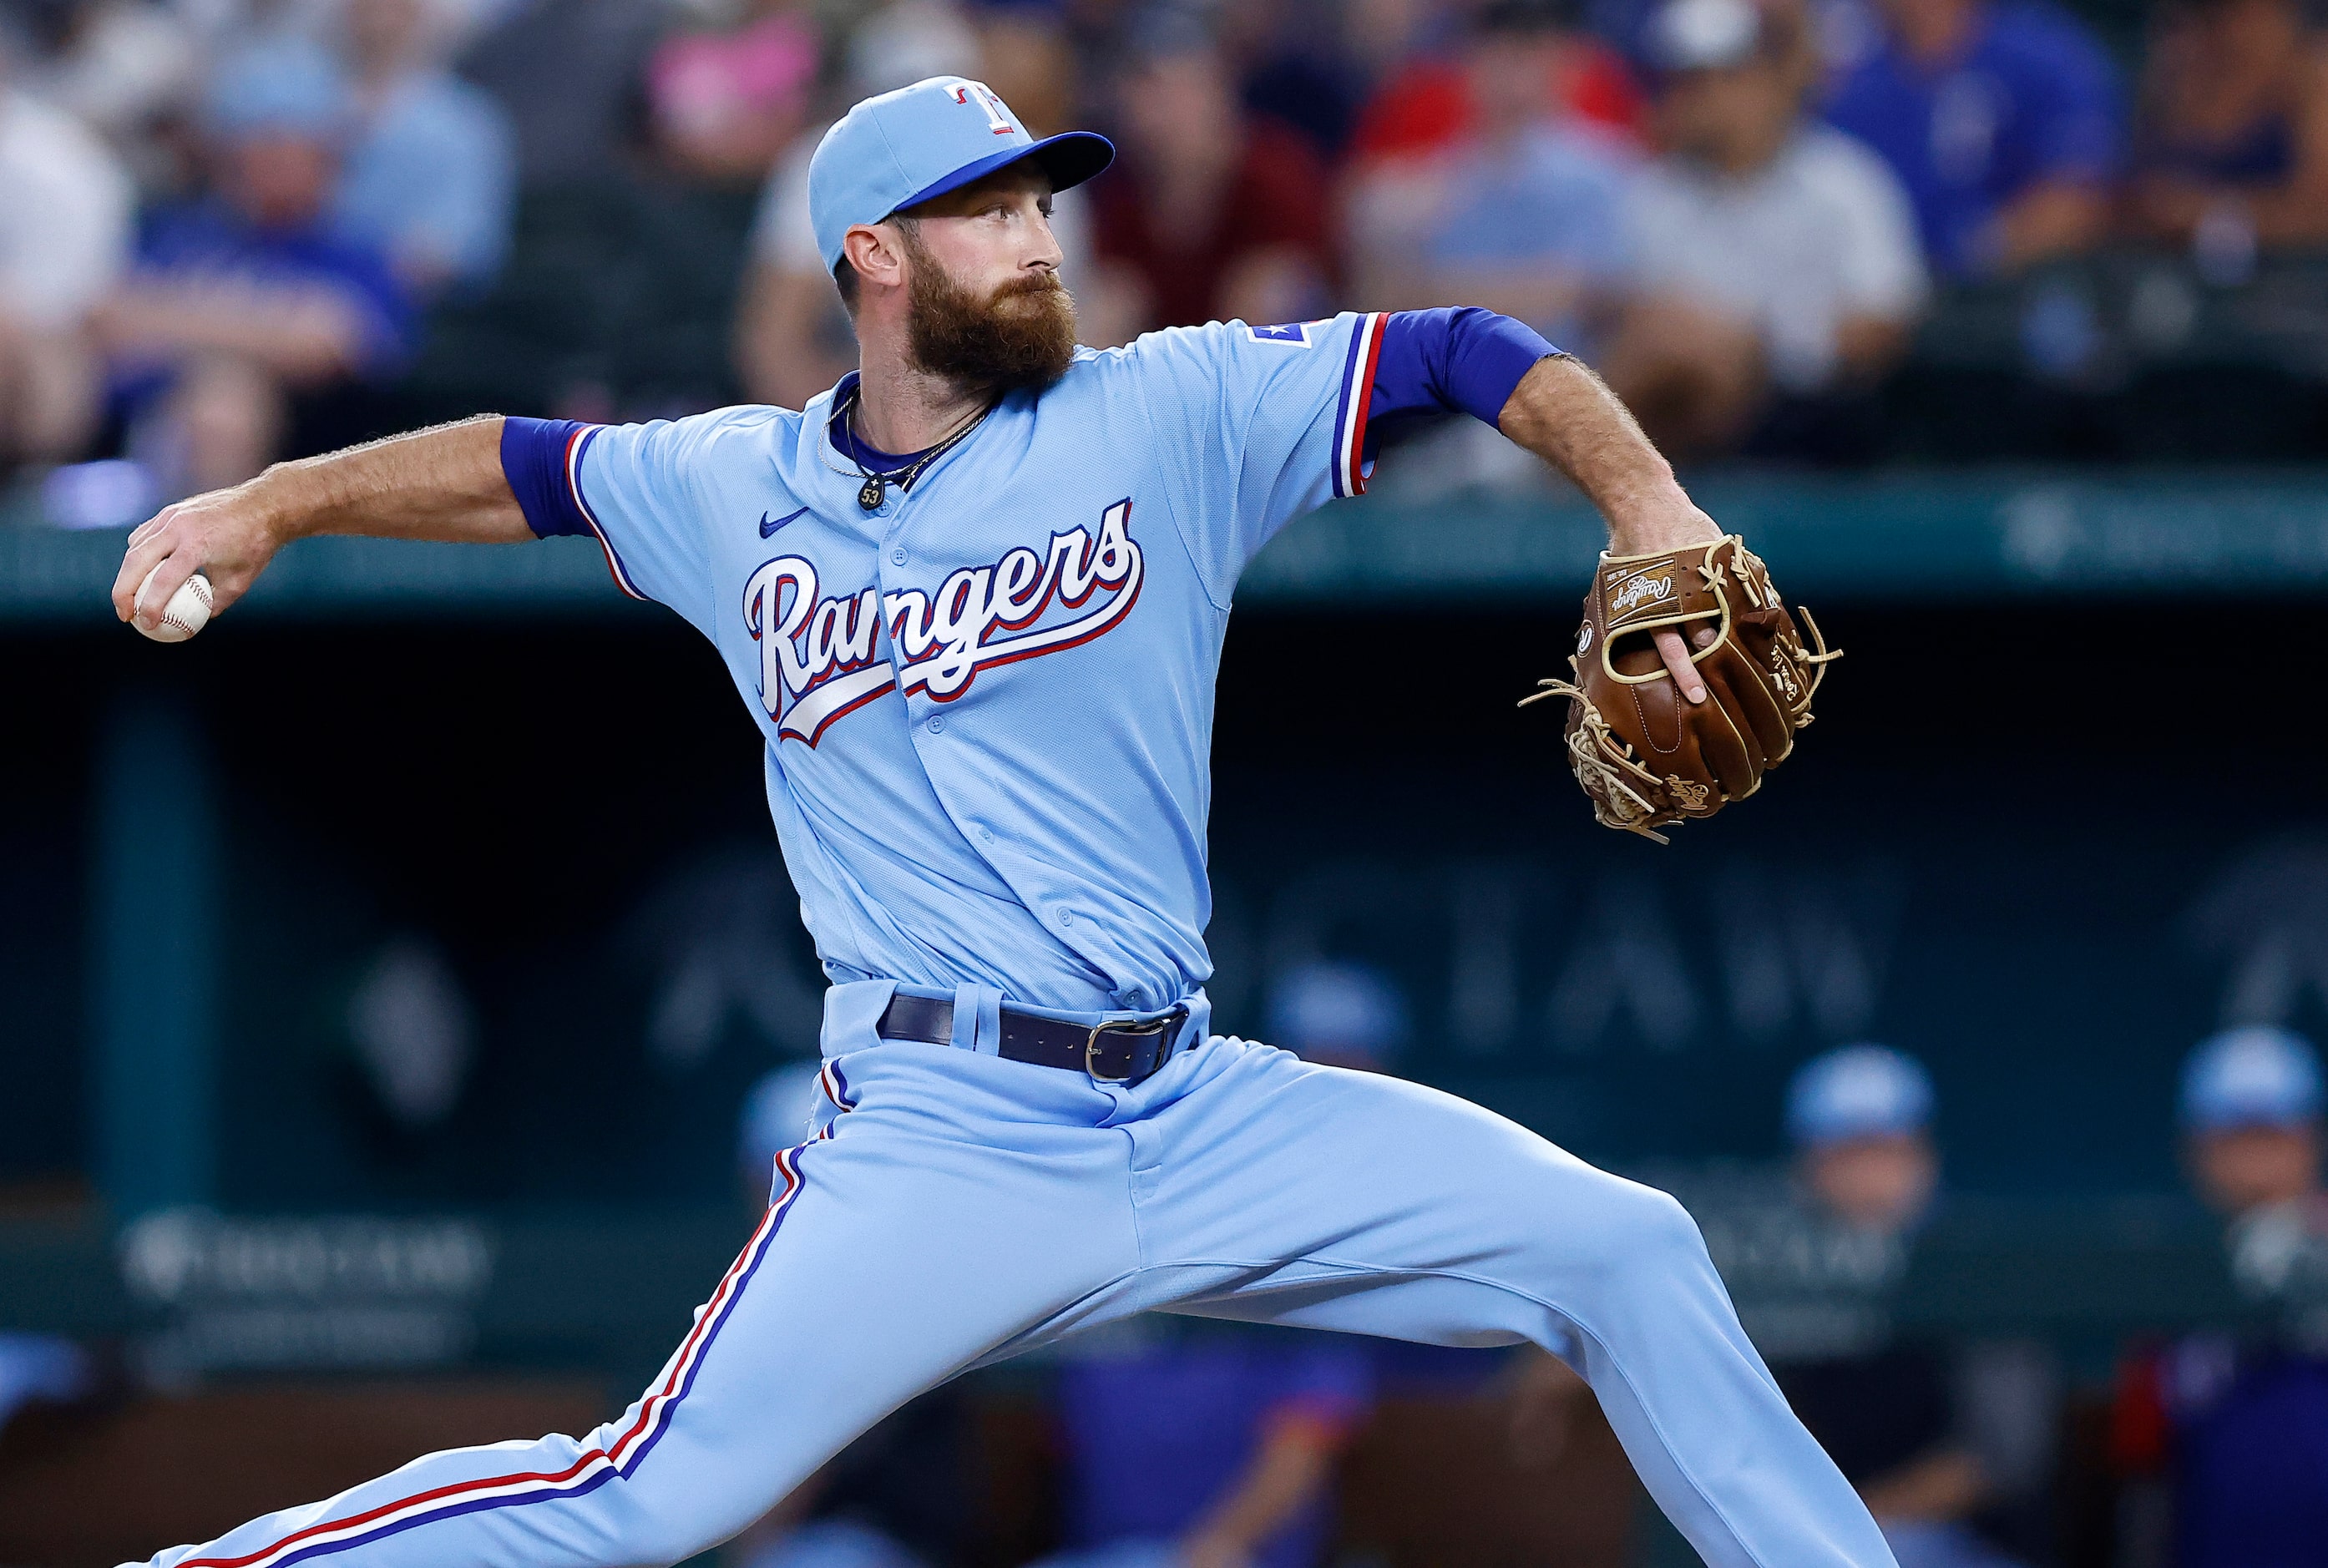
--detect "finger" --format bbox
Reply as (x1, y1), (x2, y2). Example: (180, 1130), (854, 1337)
(129, 550), (200, 634)
(112, 516), (179, 622)
(125, 502), (179, 549)
(1693, 624), (1718, 649)
(1654, 627), (1708, 704)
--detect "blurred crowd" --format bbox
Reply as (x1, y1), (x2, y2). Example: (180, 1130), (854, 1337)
(2, 0), (2325, 501)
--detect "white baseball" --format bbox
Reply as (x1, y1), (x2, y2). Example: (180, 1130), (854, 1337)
(134, 568), (214, 643)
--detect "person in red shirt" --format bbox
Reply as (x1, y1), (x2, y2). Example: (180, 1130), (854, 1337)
(1089, 17), (1334, 332)
(1348, 0), (1646, 164)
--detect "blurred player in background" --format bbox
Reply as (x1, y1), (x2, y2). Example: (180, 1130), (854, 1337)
(1676, 1046), (2046, 1568)
(1264, 960), (1409, 1072)
(2111, 1026), (2328, 1568)
(92, 40), (411, 495)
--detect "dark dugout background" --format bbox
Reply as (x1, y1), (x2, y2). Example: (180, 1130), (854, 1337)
(8, 595), (2320, 1211)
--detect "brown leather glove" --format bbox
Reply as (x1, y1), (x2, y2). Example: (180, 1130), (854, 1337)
(1521, 537), (1836, 843)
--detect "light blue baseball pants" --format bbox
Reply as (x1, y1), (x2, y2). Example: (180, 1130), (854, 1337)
(135, 993), (1896, 1568)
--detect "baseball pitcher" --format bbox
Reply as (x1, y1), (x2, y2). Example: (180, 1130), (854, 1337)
(110, 78), (1877, 1568)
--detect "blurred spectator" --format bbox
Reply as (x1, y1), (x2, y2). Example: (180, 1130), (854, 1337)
(1222, 0), (1374, 160)
(456, 0), (663, 185)
(2126, 0), (2328, 263)
(1824, 0), (2121, 275)
(1601, 0), (1926, 458)
(645, 0), (819, 187)
(1347, 0), (1647, 159)
(1088, 13), (1332, 331)
(0, 18), (132, 467)
(1741, 1046), (2039, 1568)
(2180, 1024), (2326, 1218)
(20, 0), (200, 181)
(92, 40), (412, 495)
(1031, 1323), (1373, 1568)
(331, 0), (518, 295)
(2110, 1027), (2328, 1568)
(1266, 959), (1408, 1070)
(1345, 0), (1634, 349)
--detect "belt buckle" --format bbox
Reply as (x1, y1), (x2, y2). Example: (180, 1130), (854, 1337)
(1084, 1008), (1184, 1085)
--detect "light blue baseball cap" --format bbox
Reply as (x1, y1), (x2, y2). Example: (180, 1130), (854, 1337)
(204, 36), (350, 140)
(2181, 1026), (2325, 1130)
(808, 75), (1114, 273)
(1786, 1044), (1935, 1148)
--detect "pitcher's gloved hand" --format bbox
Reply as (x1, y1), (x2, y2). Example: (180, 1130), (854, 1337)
(1522, 536), (1838, 843)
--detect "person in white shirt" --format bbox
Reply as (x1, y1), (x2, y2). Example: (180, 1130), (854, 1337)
(1602, 0), (1928, 457)
(0, 37), (134, 468)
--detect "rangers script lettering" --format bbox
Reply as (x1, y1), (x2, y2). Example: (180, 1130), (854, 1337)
(742, 498), (1143, 746)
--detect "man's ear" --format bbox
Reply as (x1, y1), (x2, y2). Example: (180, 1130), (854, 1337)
(841, 223), (908, 296)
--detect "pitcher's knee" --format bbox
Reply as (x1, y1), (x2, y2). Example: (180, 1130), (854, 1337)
(1516, 1168), (1713, 1293)
(1626, 1185), (1713, 1272)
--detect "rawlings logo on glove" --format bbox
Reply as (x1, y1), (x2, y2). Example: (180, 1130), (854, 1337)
(1521, 536), (1837, 843)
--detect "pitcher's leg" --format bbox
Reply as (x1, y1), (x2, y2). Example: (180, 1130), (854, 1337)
(135, 1054), (1143, 1568)
(1136, 1040), (1895, 1568)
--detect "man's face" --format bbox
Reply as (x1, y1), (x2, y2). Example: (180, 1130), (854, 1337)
(1467, 33), (1564, 133)
(1801, 1133), (1938, 1233)
(893, 166), (1076, 392)
(1655, 61), (1790, 161)
(1122, 51), (1234, 164)
(2189, 1123), (2323, 1215)
(220, 132), (337, 228)
(347, 0), (428, 68)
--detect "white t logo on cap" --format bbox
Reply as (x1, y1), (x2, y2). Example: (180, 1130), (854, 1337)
(949, 81), (1015, 136)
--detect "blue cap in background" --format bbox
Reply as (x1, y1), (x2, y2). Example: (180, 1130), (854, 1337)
(1268, 960), (1408, 1066)
(204, 37), (349, 140)
(2181, 1025), (2325, 1131)
(808, 75), (1113, 271)
(1787, 1044), (1935, 1148)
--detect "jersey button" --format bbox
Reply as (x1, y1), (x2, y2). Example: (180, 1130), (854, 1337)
(925, 716), (944, 734)
(890, 547), (908, 565)
(1054, 907), (1075, 928)
(979, 827), (995, 843)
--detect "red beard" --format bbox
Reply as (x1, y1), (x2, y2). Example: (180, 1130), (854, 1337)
(903, 233), (1080, 394)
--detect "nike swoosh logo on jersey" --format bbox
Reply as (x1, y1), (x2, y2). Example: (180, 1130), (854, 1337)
(760, 507), (810, 538)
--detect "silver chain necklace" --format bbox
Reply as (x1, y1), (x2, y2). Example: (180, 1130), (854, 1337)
(824, 387), (995, 512)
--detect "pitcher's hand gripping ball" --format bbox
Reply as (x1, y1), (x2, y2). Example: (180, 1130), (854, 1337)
(1521, 536), (1836, 843)
(133, 567), (213, 642)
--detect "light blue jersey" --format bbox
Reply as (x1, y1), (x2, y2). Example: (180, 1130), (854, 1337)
(545, 313), (1390, 1018)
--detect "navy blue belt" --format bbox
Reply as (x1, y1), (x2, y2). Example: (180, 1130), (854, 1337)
(877, 994), (1190, 1085)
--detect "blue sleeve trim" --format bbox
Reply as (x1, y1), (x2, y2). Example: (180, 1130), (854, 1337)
(502, 416), (600, 539)
(1373, 308), (1560, 430)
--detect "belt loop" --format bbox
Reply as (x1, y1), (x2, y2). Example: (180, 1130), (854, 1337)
(954, 984), (1005, 1055)
(821, 979), (899, 1060)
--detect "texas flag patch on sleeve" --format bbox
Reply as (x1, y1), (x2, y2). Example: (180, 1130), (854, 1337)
(1246, 321), (1315, 347)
